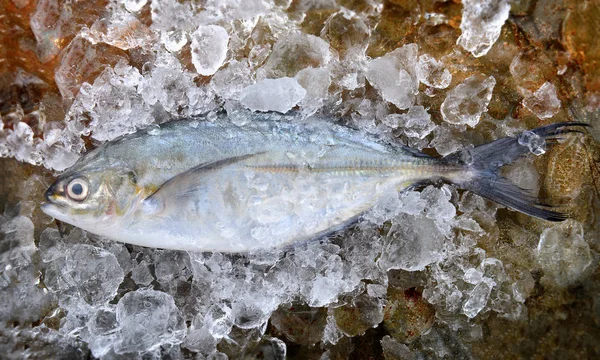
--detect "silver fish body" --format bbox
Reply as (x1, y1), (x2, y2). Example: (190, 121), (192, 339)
(42, 113), (584, 251)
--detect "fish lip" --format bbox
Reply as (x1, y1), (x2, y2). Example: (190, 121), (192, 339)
(40, 202), (66, 221)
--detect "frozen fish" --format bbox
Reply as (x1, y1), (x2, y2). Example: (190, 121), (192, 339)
(41, 113), (587, 251)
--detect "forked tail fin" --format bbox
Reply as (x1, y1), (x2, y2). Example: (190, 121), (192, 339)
(444, 122), (590, 221)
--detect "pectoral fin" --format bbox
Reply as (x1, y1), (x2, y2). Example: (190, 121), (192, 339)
(142, 154), (257, 214)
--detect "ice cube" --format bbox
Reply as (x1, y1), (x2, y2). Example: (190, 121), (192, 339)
(322, 311), (344, 345)
(44, 244), (124, 306)
(161, 29), (188, 52)
(417, 54), (452, 89)
(4, 122), (43, 165)
(0, 216), (53, 325)
(295, 67), (331, 99)
(457, 0), (510, 57)
(131, 260), (154, 286)
(190, 25), (230, 76)
(441, 74), (496, 127)
(240, 78), (307, 113)
(365, 44), (419, 109)
(198, 0), (269, 23)
(387, 106), (436, 139)
(536, 220), (592, 288)
(334, 293), (384, 336)
(463, 268), (484, 284)
(138, 56), (213, 116)
(124, 0), (147, 12)
(518, 130), (546, 155)
(260, 33), (333, 78)
(84, 9), (154, 50)
(67, 62), (154, 142)
(377, 186), (454, 272)
(381, 335), (417, 360)
(522, 82), (561, 119)
(462, 278), (493, 318)
(114, 289), (186, 354)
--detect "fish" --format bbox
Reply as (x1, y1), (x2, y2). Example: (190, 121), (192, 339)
(41, 112), (587, 252)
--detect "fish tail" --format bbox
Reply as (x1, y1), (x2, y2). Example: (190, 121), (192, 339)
(442, 122), (590, 221)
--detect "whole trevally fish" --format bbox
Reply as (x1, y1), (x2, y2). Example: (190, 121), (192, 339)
(41, 113), (586, 252)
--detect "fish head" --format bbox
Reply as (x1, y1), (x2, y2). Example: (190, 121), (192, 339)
(41, 166), (141, 231)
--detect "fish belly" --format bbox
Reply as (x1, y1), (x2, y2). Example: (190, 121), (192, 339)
(128, 160), (417, 252)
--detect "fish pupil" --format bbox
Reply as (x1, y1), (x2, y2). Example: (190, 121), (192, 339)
(72, 183), (83, 195)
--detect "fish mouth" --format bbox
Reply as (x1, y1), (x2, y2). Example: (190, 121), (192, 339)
(40, 202), (65, 219)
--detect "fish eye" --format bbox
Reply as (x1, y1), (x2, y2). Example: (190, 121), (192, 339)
(66, 178), (89, 201)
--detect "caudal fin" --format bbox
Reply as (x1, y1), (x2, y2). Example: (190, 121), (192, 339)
(445, 122), (589, 221)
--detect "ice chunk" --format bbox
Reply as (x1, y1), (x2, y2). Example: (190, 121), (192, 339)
(270, 305), (326, 346)
(240, 78), (307, 113)
(204, 304), (234, 338)
(381, 335), (417, 360)
(397, 106), (435, 139)
(125, 0), (147, 12)
(295, 67), (331, 99)
(296, 67), (331, 114)
(458, 0), (510, 57)
(44, 244), (124, 306)
(138, 54), (213, 116)
(367, 284), (388, 298)
(131, 260), (154, 286)
(536, 220), (592, 288)
(522, 82), (561, 119)
(333, 294), (384, 336)
(114, 289), (186, 354)
(322, 311), (344, 345)
(67, 62), (154, 141)
(154, 251), (191, 286)
(3, 122), (43, 165)
(463, 268), (484, 284)
(211, 60), (255, 103)
(308, 262), (345, 307)
(480, 258), (507, 283)
(198, 0), (269, 23)
(378, 186), (454, 271)
(511, 271), (535, 303)
(149, 0), (195, 35)
(462, 278), (493, 318)
(0, 215), (35, 269)
(430, 125), (468, 156)
(161, 29), (188, 52)
(260, 33), (333, 78)
(417, 54), (452, 89)
(339, 72), (360, 90)
(83, 9), (154, 50)
(441, 74), (496, 127)
(86, 306), (119, 357)
(191, 25), (230, 76)
(365, 44), (419, 109)
(0, 216), (53, 325)
(518, 130), (546, 156)
(54, 37), (128, 100)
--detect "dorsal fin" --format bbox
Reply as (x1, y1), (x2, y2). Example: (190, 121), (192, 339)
(142, 154), (257, 214)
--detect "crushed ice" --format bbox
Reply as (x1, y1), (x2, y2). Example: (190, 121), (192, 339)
(0, 0), (587, 358)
